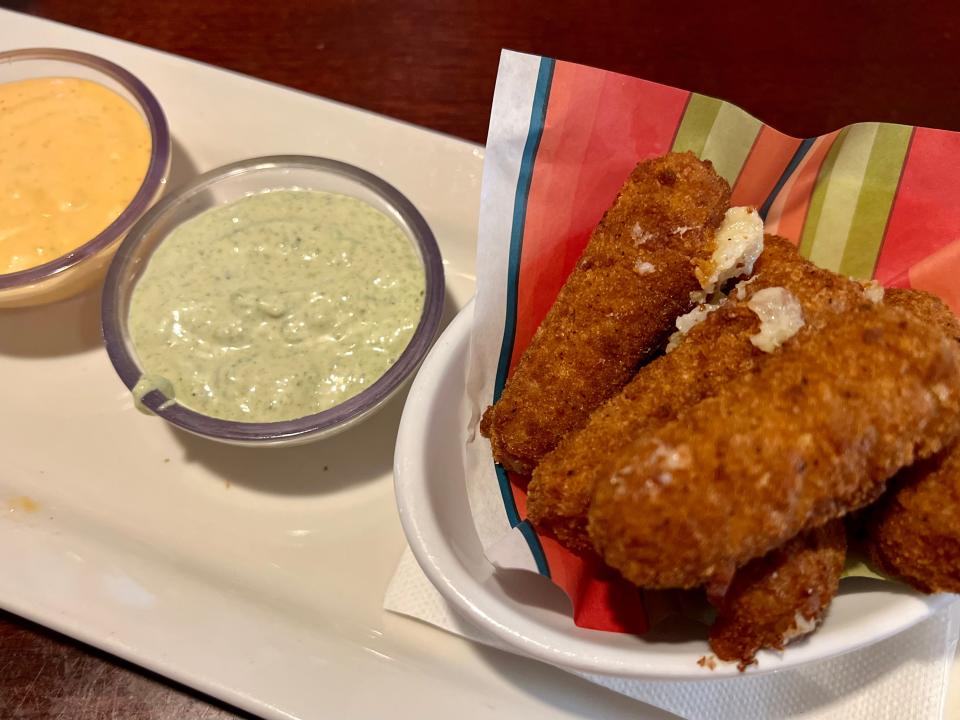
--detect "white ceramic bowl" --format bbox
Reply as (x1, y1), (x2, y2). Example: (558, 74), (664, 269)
(394, 301), (951, 679)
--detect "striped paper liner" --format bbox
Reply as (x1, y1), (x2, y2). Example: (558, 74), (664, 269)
(479, 52), (960, 633)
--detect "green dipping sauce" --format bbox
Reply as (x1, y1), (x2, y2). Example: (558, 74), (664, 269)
(129, 190), (425, 422)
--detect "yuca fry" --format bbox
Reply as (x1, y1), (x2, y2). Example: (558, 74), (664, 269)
(708, 520), (846, 664)
(861, 289), (960, 593)
(479, 152), (731, 474)
(588, 301), (960, 589)
(527, 236), (868, 554)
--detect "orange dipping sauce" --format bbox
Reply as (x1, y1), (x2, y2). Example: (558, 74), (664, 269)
(0, 77), (150, 274)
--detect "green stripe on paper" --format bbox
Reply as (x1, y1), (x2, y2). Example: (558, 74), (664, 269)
(671, 94), (722, 159)
(807, 124), (880, 272)
(839, 124), (914, 279)
(809, 123), (880, 272)
(799, 127), (849, 262)
(699, 102), (763, 185)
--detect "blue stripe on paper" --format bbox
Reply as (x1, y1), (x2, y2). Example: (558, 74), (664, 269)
(759, 136), (815, 220)
(490, 56), (554, 576)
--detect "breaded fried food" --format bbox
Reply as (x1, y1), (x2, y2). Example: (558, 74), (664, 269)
(709, 287), (957, 663)
(708, 520), (846, 664)
(527, 236), (867, 554)
(479, 152), (732, 474)
(861, 288), (960, 593)
(863, 445), (960, 593)
(710, 289), (956, 663)
(588, 301), (960, 589)
(886, 287), (960, 343)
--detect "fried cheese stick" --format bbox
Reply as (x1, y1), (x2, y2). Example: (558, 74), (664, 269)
(527, 236), (867, 554)
(588, 301), (960, 589)
(886, 287), (960, 344)
(861, 288), (960, 593)
(708, 288), (957, 661)
(708, 519), (846, 664)
(479, 152), (732, 474)
(863, 445), (960, 593)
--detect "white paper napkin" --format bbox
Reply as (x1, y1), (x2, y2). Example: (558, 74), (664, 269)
(385, 548), (960, 720)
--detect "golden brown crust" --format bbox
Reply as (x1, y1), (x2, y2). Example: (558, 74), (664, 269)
(708, 520), (846, 663)
(588, 301), (960, 588)
(712, 288), (960, 654)
(863, 446), (960, 593)
(861, 288), (960, 593)
(885, 287), (960, 343)
(527, 236), (868, 554)
(480, 152), (731, 474)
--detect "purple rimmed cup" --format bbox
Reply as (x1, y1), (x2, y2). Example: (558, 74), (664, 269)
(101, 155), (445, 446)
(0, 48), (171, 308)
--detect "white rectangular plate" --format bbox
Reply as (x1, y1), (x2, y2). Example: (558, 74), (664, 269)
(0, 10), (670, 720)
(1, 11), (957, 720)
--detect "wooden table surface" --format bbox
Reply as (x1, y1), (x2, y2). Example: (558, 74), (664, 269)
(1, 1), (959, 717)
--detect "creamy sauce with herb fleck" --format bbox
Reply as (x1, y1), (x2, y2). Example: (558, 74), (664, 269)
(128, 190), (425, 422)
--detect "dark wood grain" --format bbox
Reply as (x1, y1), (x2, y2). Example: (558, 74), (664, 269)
(1, 1), (959, 718)
(0, 610), (257, 719)
(6, 0), (960, 145)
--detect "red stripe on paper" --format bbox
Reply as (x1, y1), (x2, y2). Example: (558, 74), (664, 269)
(874, 128), (960, 303)
(908, 240), (960, 312)
(768, 130), (842, 245)
(730, 125), (802, 208)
